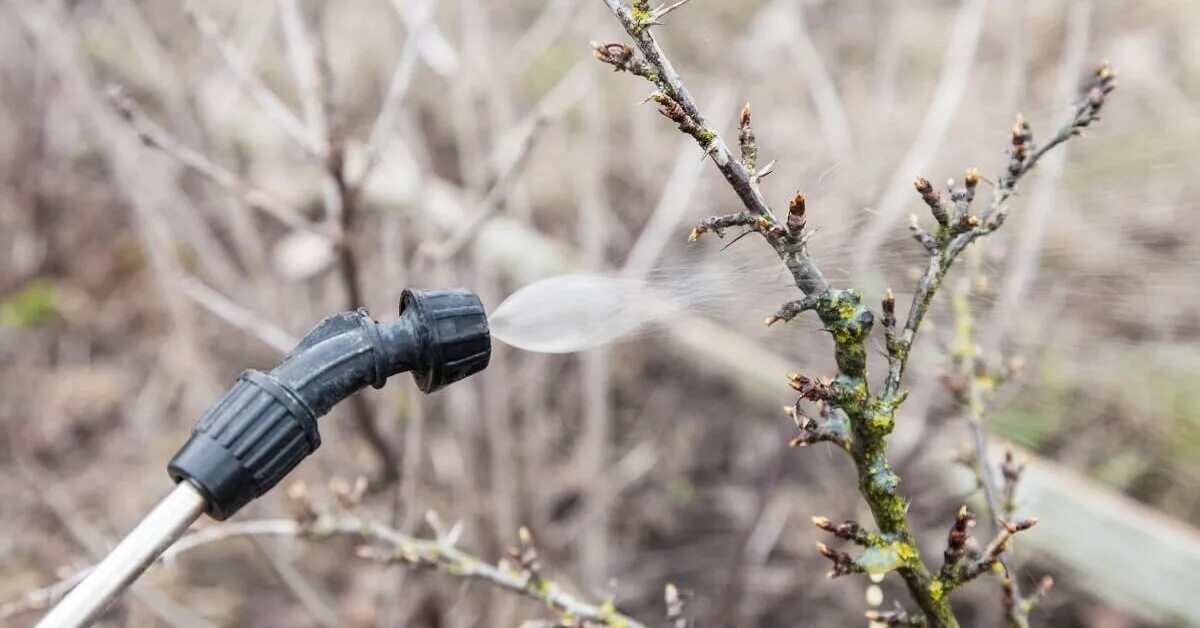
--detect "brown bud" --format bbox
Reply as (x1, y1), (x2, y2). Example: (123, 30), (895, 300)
(882, 288), (896, 331)
(964, 168), (981, 189)
(787, 191), (807, 235)
(591, 42), (633, 68)
(914, 175), (933, 195)
(915, 175), (947, 225)
(738, 102), (758, 171)
(788, 373), (830, 401)
(944, 505), (975, 566)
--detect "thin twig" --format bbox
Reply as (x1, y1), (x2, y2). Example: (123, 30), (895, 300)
(421, 113), (548, 263)
(854, 0), (989, 274)
(593, 3), (1116, 626)
(22, 512), (648, 628)
(106, 86), (324, 236)
(418, 64), (591, 263)
(598, 0), (829, 297)
(359, 0), (437, 183)
(179, 276), (298, 354)
(180, 0), (325, 157)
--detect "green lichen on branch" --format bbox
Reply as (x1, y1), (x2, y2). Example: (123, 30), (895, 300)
(593, 2), (1116, 626)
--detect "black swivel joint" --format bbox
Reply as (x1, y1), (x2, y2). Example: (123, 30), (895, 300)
(168, 288), (490, 520)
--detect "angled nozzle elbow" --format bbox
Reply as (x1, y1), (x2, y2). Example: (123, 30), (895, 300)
(168, 288), (491, 519)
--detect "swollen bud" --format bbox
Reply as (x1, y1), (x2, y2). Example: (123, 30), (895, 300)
(787, 191), (807, 235)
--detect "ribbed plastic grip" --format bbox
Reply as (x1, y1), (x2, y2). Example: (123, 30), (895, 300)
(168, 370), (319, 520)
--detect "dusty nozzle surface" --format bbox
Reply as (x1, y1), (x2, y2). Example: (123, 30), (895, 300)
(168, 288), (491, 519)
(400, 288), (492, 393)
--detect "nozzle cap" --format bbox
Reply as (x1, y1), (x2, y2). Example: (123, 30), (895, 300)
(401, 288), (491, 393)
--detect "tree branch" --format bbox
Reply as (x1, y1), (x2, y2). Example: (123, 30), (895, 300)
(593, 3), (1116, 625)
(596, 0), (830, 297)
(12, 491), (647, 628)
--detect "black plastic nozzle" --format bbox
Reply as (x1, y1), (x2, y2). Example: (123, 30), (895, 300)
(168, 288), (490, 520)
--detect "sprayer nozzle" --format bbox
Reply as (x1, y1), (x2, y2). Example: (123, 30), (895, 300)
(168, 288), (491, 520)
(400, 288), (491, 393)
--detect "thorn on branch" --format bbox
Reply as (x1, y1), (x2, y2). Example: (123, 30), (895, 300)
(649, 0), (697, 23)
(754, 159), (777, 182)
(909, 214), (938, 254)
(817, 542), (865, 578)
(765, 295), (819, 326)
(914, 175), (948, 226)
(812, 516), (877, 546)
(664, 582), (688, 628)
(688, 211), (763, 241)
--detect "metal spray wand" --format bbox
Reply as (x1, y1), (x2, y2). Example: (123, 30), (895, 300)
(36, 289), (492, 628)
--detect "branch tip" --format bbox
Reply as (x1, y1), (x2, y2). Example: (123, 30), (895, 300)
(738, 102), (757, 171)
(787, 191), (807, 235)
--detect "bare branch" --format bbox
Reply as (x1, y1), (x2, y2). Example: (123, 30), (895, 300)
(597, 0), (830, 297)
(180, 0), (324, 157)
(812, 516), (879, 547)
(23, 500), (647, 628)
(817, 542), (865, 578)
(953, 518), (1038, 585)
(765, 296), (820, 326)
(105, 86), (324, 236)
(882, 62), (1118, 401)
(688, 211), (762, 241)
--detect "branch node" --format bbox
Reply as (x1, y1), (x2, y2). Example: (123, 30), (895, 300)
(817, 542), (865, 578)
(909, 214), (939, 254)
(813, 516), (877, 546)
